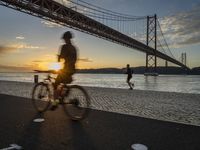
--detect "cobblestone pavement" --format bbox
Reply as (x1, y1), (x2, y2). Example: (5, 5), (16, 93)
(0, 80), (200, 126)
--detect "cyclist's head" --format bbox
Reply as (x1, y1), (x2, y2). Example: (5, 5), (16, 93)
(127, 64), (130, 68)
(62, 31), (73, 40)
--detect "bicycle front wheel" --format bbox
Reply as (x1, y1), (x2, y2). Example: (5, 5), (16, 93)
(32, 82), (51, 113)
(62, 85), (90, 121)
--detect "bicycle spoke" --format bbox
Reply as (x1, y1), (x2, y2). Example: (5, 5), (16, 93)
(62, 85), (90, 120)
(32, 83), (51, 112)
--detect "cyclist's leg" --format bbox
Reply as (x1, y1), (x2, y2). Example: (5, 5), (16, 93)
(64, 74), (73, 84)
(55, 71), (73, 96)
(51, 72), (65, 110)
(54, 73), (63, 99)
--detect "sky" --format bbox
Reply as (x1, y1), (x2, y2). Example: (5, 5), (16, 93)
(0, 0), (200, 72)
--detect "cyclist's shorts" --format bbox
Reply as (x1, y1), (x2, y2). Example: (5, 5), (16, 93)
(55, 69), (75, 87)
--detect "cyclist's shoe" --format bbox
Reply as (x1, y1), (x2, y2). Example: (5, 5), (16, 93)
(50, 99), (59, 111)
(129, 87), (133, 90)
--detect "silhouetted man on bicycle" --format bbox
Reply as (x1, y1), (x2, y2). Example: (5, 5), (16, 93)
(52, 31), (77, 109)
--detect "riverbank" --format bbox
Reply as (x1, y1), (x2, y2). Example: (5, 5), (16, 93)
(0, 80), (200, 126)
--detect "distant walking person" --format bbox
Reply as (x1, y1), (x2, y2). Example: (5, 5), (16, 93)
(126, 64), (134, 90)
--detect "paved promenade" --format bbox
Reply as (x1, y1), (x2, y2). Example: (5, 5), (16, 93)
(0, 80), (200, 126)
(0, 94), (200, 150)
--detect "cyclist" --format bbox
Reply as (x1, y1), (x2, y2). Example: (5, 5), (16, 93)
(51, 31), (77, 110)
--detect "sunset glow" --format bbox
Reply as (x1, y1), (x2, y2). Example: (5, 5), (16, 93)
(0, 0), (200, 72)
(48, 62), (63, 71)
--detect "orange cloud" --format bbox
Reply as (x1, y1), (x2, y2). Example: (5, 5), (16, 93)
(0, 43), (42, 55)
(0, 64), (33, 72)
(78, 58), (93, 62)
(0, 45), (16, 53)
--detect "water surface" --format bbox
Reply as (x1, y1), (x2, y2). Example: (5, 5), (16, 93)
(0, 72), (200, 94)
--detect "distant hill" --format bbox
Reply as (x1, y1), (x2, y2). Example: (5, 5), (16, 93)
(34, 66), (200, 75)
(77, 68), (123, 74)
(34, 70), (57, 74)
(191, 67), (200, 75)
(77, 66), (200, 75)
(132, 66), (189, 74)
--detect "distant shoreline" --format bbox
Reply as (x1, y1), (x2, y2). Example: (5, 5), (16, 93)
(1, 66), (200, 75)
(34, 66), (200, 75)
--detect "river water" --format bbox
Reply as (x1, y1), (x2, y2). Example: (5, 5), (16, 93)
(0, 72), (200, 94)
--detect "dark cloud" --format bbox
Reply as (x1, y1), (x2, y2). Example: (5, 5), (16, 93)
(178, 33), (200, 46)
(160, 4), (200, 47)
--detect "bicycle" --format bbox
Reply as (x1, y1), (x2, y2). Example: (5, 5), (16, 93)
(32, 74), (90, 121)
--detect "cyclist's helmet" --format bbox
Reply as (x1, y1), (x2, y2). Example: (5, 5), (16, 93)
(62, 31), (73, 39)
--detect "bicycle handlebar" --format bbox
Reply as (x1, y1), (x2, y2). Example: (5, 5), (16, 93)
(48, 75), (56, 79)
(44, 74), (56, 81)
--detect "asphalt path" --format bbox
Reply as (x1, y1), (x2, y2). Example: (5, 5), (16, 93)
(0, 94), (200, 150)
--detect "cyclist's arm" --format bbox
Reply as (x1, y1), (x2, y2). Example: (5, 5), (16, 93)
(57, 54), (61, 62)
(57, 45), (65, 62)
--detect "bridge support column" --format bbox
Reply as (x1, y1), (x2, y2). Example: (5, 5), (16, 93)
(144, 14), (158, 76)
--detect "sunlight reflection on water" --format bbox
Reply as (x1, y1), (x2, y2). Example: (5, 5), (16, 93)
(0, 73), (200, 94)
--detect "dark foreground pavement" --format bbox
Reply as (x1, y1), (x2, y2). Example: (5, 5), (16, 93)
(0, 94), (200, 150)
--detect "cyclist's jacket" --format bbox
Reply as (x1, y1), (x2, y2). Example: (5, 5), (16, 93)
(59, 43), (77, 73)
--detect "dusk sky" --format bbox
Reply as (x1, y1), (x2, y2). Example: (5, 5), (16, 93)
(0, 0), (200, 72)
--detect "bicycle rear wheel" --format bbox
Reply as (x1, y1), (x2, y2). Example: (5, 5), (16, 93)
(62, 85), (90, 121)
(32, 82), (51, 113)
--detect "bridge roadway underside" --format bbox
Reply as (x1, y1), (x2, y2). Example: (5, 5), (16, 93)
(0, 0), (189, 69)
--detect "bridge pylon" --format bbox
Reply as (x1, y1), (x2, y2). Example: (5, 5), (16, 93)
(145, 14), (158, 76)
(181, 53), (187, 66)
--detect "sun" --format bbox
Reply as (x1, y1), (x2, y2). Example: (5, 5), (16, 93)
(48, 62), (63, 71)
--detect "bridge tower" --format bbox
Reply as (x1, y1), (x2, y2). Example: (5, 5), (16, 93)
(181, 53), (187, 66)
(145, 14), (158, 76)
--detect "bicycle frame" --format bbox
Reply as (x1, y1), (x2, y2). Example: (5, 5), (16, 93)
(32, 74), (90, 120)
(43, 74), (70, 101)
